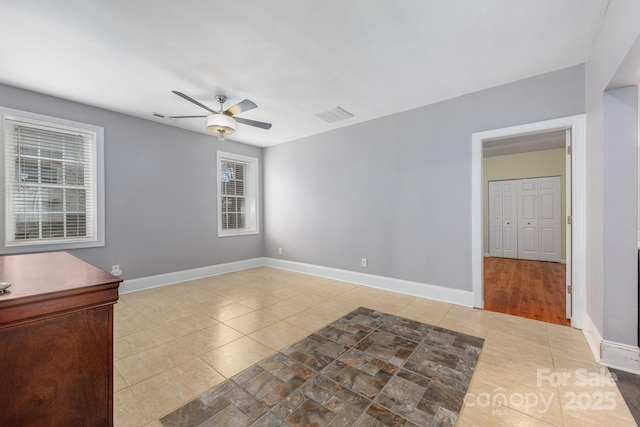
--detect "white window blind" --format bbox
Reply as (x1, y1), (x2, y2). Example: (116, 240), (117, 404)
(4, 116), (98, 247)
(217, 151), (258, 237)
(220, 160), (247, 230)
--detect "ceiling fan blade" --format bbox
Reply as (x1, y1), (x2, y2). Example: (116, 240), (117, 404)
(168, 115), (208, 119)
(235, 117), (272, 130)
(224, 99), (257, 116)
(172, 91), (217, 114)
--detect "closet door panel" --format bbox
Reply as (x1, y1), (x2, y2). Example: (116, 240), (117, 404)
(518, 179), (539, 260)
(489, 181), (503, 257)
(538, 176), (562, 262)
(502, 181), (518, 258)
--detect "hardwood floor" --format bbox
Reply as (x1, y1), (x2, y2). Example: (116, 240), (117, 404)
(484, 257), (570, 326)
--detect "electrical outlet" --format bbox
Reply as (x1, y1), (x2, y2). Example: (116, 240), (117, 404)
(111, 265), (122, 276)
(278, 247), (283, 255)
(361, 258), (367, 267)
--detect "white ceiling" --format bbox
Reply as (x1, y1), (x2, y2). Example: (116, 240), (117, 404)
(0, 1), (609, 147)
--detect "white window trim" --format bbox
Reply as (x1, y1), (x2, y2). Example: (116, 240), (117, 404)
(217, 151), (259, 237)
(0, 106), (105, 254)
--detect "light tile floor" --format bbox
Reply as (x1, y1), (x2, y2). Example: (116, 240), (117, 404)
(114, 267), (636, 426)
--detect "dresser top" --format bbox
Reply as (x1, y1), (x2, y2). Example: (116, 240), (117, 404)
(0, 251), (120, 303)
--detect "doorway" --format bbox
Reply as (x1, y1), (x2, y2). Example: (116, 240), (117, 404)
(484, 134), (568, 325)
(471, 115), (587, 329)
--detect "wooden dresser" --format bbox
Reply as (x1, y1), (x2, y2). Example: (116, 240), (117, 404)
(0, 252), (121, 426)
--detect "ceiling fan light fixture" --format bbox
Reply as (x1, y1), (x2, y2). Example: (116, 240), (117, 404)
(166, 91), (271, 138)
(207, 114), (236, 140)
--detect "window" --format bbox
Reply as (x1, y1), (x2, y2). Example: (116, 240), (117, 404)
(1, 107), (104, 253)
(217, 151), (258, 236)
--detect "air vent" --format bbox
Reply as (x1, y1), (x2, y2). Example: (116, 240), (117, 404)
(314, 106), (354, 123)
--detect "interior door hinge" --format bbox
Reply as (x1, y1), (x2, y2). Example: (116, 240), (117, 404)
(567, 146), (572, 155)
(567, 285), (572, 295)
(567, 215), (572, 225)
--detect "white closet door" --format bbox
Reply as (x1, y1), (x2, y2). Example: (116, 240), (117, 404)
(501, 181), (518, 258)
(518, 179), (539, 260)
(489, 181), (503, 257)
(538, 176), (562, 262)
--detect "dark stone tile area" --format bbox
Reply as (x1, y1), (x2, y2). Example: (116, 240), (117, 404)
(160, 307), (484, 427)
(609, 367), (640, 425)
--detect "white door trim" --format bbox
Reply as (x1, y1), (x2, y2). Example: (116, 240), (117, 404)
(471, 115), (586, 328)
(565, 129), (573, 318)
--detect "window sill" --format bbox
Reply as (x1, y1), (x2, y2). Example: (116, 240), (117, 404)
(218, 229), (260, 238)
(1, 239), (104, 255)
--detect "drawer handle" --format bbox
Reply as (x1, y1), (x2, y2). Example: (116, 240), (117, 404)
(0, 282), (12, 294)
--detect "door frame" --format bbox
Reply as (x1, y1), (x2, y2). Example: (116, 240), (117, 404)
(471, 115), (586, 328)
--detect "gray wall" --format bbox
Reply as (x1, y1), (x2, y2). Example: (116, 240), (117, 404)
(0, 83), (263, 279)
(264, 65), (585, 291)
(585, 0), (640, 346)
(603, 86), (638, 345)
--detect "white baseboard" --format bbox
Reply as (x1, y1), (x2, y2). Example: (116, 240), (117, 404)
(581, 312), (603, 362)
(581, 313), (640, 374)
(484, 253), (566, 264)
(600, 340), (640, 375)
(120, 257), (474, 307)
(119, 257), (267, 294)
(263, 258), (474, 307)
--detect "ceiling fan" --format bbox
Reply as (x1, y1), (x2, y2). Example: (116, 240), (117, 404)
(155, 91), (272, 140)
